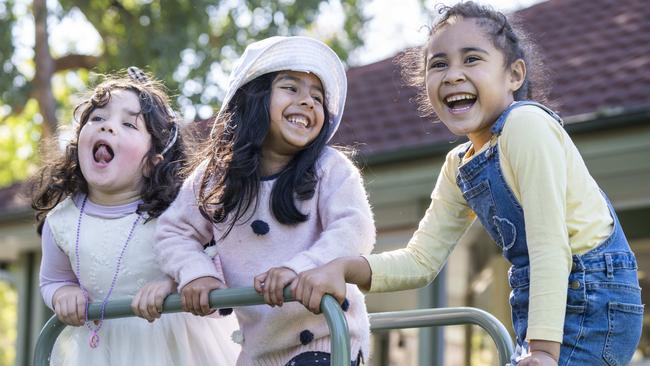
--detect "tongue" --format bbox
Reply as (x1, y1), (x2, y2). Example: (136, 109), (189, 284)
(94, 145), (113, 163)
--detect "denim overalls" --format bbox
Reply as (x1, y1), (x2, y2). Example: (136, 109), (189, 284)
(456, 101), (644, 366)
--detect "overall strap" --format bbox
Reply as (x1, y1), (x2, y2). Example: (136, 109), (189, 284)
(490, 101), (563, 135)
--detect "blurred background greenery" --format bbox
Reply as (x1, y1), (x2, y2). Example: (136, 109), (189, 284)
(0, 280), (17, 366)
(0, 0), (369, 189)
(0, 2), (370, 365)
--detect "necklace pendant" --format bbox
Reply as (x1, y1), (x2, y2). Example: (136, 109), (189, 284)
(89, 332), (99, 348)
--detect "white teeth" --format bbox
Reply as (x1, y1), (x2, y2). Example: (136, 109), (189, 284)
(287, 115), (308, 127)
(445, 93), (476, 103)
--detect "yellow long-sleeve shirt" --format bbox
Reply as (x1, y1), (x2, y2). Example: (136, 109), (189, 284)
(366, 105), (613, 342)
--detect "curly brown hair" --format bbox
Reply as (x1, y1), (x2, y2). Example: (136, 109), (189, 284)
(397, 1), (549, 117)
(31, 70), (186, 234)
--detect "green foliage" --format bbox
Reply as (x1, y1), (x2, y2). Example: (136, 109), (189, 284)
(0, 280), (17, 366)
(0, 99), (41, 187)
(0, 0), (30, 109)
(0, 0), (368, 188)
(60, 0), (366, 116)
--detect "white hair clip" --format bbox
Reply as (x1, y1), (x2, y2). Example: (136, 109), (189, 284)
(161, 124), (178, 155)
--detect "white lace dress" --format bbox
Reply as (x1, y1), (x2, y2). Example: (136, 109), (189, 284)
(45, 197), (240, 366)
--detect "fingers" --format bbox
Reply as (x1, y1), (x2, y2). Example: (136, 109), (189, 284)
(55, 300), (69, 324)
(289, 277), (299, 298)
(180, 277), (220, 316)
(258, 270), (274, 306)
(75, 294), (86, 325)
(199, 289), (211, 315)
(292, 268), (348, 314)
(181, 286), (196, 315)
(55, 302), (67, 324)
(55, 294), (86, 326)
(307, 286), (323, 314)
(292, 274), (311, 312)
(259, 268), (297, 307)
(518, 359), (538, 366)
(153, 290), (165, 316)
(254, 272), (268, 293)
(262, 276), (272, 306)
(180, 290), (189, 313)
(269, 270), (282, 306)
(186, 290), (200, 316)
(292, 273), (323, 314)
(132, 286), (153, 322)
(131, 289), (145, 319)
(518, 352), (556, 366)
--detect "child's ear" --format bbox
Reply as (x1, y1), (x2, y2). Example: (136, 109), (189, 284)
(152, 153), (164, 166)
(143, 154), (164, 178)
(508, 59), (526, 93)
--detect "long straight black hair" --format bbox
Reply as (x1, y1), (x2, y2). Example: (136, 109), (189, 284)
(191, 72), (331, 239)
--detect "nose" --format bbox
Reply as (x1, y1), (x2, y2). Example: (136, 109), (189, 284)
(443, 66), (466, 85)
(100, 125), (116, 135)
(298, 92), (315, 109)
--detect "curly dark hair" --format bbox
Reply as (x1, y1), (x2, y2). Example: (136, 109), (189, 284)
(31, 70), (186, 234)
(397, 1), (549, 117)
(189, 72), (332, 240)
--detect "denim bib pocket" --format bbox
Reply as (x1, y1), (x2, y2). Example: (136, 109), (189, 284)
(461, 180), (491, 200)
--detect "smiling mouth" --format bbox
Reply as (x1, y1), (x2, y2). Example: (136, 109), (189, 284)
(93, 142), (114, 163)
(444, 93), (477, 110)
(286, 115), (309, 128)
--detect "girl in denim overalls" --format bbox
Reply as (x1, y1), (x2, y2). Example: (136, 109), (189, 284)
(290, 2), (644, 365)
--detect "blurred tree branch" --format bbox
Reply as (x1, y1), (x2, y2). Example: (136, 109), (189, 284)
(33, 0), (57, 139)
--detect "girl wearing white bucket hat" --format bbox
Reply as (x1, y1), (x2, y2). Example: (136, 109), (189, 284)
(154, 36), (374, 366)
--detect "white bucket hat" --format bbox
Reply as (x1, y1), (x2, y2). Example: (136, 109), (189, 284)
(218, 36), (347, 141)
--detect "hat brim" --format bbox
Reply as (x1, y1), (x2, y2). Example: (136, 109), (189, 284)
(218, 36), (347, 141)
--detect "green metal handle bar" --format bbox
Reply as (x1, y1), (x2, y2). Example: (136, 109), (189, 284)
(33, 287), (350, 366)
(369, 307), (514, 366)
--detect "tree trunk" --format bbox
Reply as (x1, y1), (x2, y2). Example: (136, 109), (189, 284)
(33, 0), (58, 139)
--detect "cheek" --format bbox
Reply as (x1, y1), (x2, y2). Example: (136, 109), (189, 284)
(123, 137), (153, 162)
(425, 76), (439, 101)
(77, 130), (92, 159)
(269, 92), (284, 117)
(316, 108), (325, 128)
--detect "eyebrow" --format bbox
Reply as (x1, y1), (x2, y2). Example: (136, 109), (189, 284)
(91, 107), (141, 116)
(275, 74), (324, 94)
(124, 109), (141, 116)
(427, 47), (490, 64)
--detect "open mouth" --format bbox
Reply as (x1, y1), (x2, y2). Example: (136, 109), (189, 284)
(93, 141), (114, 163)
(286, 114), (309, 128)
(444, 93), (477, 110)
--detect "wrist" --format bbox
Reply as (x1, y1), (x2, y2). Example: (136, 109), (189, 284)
(340, 256), (372, 290)
(529, 339), (560, 361)
(52, 284), (78, 300)
(531, 349), (556, 360)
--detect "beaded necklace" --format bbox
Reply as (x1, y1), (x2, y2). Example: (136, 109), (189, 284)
(74, 195), (142, 348)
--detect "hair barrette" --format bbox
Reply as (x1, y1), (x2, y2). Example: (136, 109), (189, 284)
(127, 66), (148, 83)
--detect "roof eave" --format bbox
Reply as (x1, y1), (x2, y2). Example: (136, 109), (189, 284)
(0, 208), (33, 223)
(361, 105), (650, 166)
